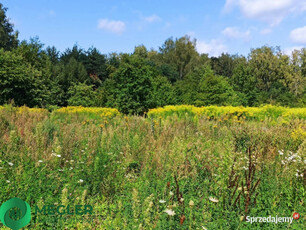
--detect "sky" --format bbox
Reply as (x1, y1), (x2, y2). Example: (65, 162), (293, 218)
(2, 0), (306, 57)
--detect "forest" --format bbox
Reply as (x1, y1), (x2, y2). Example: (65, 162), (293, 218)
(0, 3), (305, 115)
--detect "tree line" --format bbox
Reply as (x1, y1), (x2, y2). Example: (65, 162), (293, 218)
(0, 4), (305, 114)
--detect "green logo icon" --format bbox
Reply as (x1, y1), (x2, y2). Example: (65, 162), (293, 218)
(0, 198), (31, 230)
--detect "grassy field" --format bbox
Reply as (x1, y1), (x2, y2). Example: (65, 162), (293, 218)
(0, 105), (305, 229)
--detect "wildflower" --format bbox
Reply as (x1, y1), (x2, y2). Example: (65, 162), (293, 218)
(278, 150), (284, 155)
(57, 154), (61, 158)
(238, 186), (247, 191)
(202, 227), (208, 230)
(6, 180), (10, 183)
(164, 209), (175, 216)
(189, 200), (194, 207)
(180, 198), (184, 202)
(38, 160), (43, 163)
(209, 197), (219, 203)
(58, 169), (64, 172)
(169, 191), (174, 196)
(159, 200), (166, 204)
(8, 162), (13, 166)
(78, 179), (84, 183)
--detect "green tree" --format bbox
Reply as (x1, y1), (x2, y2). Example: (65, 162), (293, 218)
(231, 61), (259, 106)
(46, 46), (60, 64)
(0, 49), (47, 106)
(196, 68), (238, 106)
(0, 3), (18, 50)
(176, 66), (238, 106)
(83, 47), (108, 83)
(248, 46), (293, 104)
(55, 57), (89, 105)
(150, 75), (176, 107)
(133, 45), (148, 59)
(103, 55), (154, 114)
(211, 53), (243, 78)
(159, 36), (200, 80)
(67, 83), (97, 107)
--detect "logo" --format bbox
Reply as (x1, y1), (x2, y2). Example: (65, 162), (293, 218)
(0, 198), (31, 230)
(293, 212), (300, 220)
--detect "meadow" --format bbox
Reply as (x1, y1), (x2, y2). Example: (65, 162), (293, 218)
(0, 105), (305, 229)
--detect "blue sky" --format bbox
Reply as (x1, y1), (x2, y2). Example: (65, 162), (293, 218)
(2, 0), (306, 56)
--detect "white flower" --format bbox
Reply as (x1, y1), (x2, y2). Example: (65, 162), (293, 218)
(58, 169), (64, 172)
(169, 191), (174, 196)
(209, 197), (219, 203)
(38, 160), (43, 163)
(202, 227), (208, 230)
(78, 179), (84, 183)
(159, 200), (166, 204)
(69, 167), (73, 170)
(164, 209), (175, 216)
(189, 200), (194, 207)
(57, 154), (61, 158)
(6, 180), (10, 183)
(8, 162), (13, 166)
(242, 166), (248, 170)
(180, 198), (184, 202)
(278, 150), (284, 155)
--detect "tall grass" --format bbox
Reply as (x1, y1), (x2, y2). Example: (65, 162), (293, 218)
(0, 105), (305, 229)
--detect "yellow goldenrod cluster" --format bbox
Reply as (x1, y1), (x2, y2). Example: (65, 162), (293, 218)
(16, 106), (48, 114)
(0, 105), (48, 114)
(148, 105), (306, 121)
(290, 125), (306, 141)
(55, 106), (121, 118)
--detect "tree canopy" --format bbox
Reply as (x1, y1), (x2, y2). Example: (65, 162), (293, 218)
(0, 4), (305, 114)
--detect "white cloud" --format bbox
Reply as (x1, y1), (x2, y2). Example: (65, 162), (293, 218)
(97, 19), (126, 35)
(283, 46), (304, 55)
(144, 14), (161, 23)
(197, 39), (228, 57)
(222, 27), (251, 41)
(224, 0), (306, 26)
(290, 26), (306, 44)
